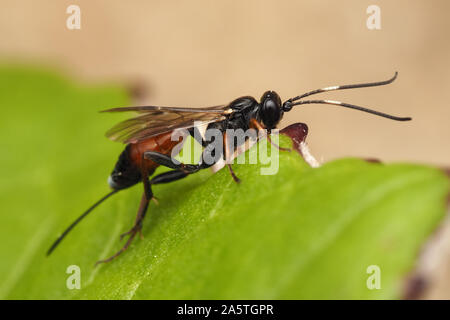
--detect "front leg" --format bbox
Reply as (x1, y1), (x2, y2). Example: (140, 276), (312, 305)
(223, 131), (241, 183)
(249, 118), (291, 152)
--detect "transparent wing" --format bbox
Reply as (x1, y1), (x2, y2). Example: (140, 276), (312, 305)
(102, 105), (230, 143)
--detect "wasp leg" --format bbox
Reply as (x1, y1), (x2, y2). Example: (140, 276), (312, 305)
(119, 197), (149, 242)
(95, 191), (150, 265)
(96, 159), (155, 265)
(118, 162), (157, 241)
(250, 118), (291, 152)
(143, 151), (212, 173)
(145, 135), (240, 183)
(150, 169), (189, 184)
(222, 132), (241, 183)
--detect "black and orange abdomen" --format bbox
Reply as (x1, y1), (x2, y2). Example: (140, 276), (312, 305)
(108, 131), (184, 190)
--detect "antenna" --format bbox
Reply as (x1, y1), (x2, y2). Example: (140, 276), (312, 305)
(282, 72), (411, 121)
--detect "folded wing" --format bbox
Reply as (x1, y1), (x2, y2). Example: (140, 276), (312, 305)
(102, 105), (230, 144)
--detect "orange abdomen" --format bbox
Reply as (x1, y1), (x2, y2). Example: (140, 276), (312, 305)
(128, 131), (184, 175)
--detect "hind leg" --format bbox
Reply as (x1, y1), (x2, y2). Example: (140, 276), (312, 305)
(96, 157), (155, 265)
(95, 168), (201, 265)
(144, 139), (220, 174)
(95, 190), (150, 265)
(122, 167), (210, 239)
(96, 145), (222, 265)
(144, 151), (210, 173)
(150, 169), (189, 184)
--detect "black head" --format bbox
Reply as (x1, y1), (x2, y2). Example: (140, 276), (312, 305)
(108, 146), (141, 190)
(259, 91), (284, 129)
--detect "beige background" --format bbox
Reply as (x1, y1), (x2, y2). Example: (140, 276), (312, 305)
(1, 0), (449, 166)
(1, 0), (449, 299)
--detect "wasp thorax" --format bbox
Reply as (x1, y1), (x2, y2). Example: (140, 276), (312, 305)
(260, 91), (283, 129)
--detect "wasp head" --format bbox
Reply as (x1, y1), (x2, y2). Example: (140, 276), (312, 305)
(260, 91), (283, 130)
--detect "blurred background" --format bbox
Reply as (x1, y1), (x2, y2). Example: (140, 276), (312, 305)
(0, 0), (449, 299)
(1, 0), (449, 166)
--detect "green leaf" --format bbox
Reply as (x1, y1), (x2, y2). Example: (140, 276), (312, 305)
(0, 66), (448, 299)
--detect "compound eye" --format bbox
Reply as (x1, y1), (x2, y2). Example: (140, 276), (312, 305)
(263, 99), (278, 116)
(261, 98), (281, 128)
